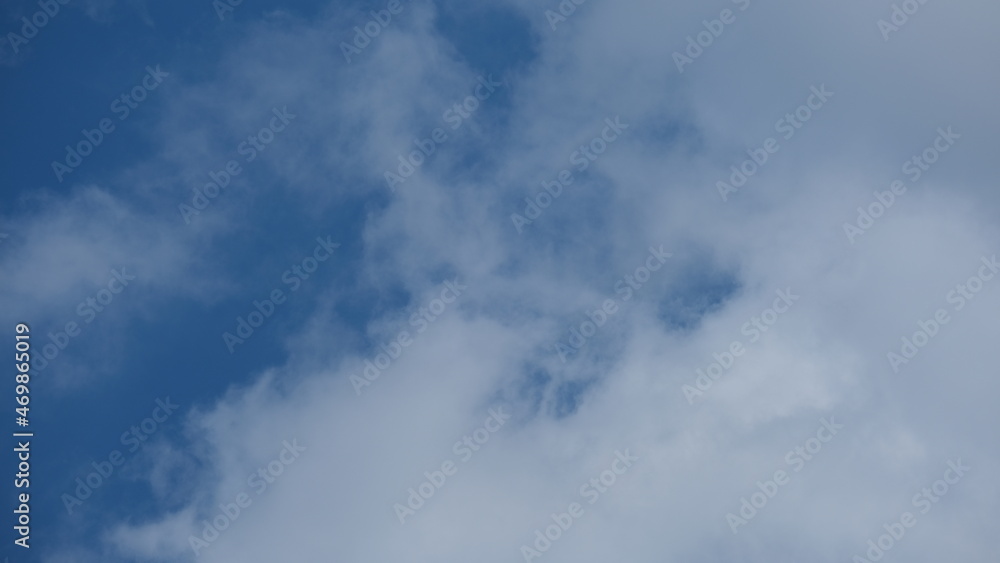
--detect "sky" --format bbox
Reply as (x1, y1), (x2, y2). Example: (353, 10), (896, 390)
(0, 0), (998, 561)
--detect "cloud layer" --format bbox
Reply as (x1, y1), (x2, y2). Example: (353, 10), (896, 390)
(4, 0), (998, 561)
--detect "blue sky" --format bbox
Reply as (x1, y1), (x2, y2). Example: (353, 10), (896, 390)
(1, 0), (999, 562)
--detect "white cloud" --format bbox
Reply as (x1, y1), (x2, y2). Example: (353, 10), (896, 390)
(26, 0), (1000, 560)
